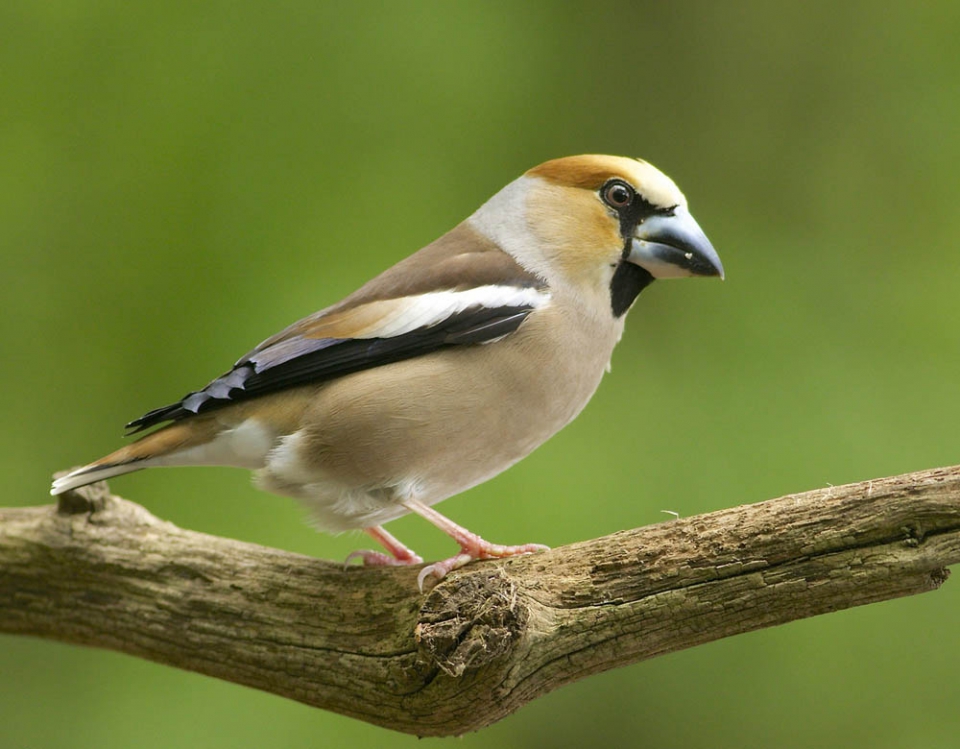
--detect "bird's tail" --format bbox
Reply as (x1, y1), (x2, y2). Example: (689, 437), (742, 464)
(50, 420), (220, 495)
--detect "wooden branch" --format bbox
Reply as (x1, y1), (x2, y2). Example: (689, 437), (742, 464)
(2, 466), (959, 737)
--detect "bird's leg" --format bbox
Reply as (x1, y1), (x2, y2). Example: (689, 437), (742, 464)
(345, 525), (424, 567)
(400, 498), (549, 590)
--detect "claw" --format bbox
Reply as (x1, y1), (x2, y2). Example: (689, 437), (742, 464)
(417, 553), (473, 592)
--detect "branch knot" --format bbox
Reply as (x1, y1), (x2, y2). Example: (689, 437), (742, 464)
(416, 568), (526, 677)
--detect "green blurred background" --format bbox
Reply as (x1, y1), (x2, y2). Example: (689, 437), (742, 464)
(3, 1), (959, 747)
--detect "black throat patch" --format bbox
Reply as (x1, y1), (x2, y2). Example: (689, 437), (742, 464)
(610, 260), (654, 317)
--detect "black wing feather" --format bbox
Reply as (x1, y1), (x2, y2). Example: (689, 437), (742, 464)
(125, 304), (534, 433)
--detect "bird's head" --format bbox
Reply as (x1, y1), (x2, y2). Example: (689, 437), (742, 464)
(469, 154), (723, 316)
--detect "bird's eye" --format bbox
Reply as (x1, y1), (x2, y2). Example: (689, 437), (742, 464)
(602, 181), (634, 209)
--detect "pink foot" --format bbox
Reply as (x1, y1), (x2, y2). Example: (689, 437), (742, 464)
(345, 548), (424, 567)
(345, 506), (549, 593)
(397, 497), (549, 590)
(415, 534), (550, 591)
(417, 554), (474, 590)
(344, 526), (424, 568)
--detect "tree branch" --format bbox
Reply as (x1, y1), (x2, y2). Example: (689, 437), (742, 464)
(2, 466), (959, 736)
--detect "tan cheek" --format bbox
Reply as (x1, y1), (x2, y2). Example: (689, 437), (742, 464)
(527, 185), (623, 279)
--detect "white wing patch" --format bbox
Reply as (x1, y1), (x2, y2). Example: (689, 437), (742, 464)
(352, 285), (550, 339)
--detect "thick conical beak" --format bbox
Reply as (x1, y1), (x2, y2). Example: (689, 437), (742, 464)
(627, 205), (724, 279)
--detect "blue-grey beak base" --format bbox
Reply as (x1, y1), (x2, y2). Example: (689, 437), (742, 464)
(628, 207), (724, 279)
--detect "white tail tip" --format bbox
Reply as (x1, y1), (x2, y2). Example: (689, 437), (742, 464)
(50, 463), (142, 495)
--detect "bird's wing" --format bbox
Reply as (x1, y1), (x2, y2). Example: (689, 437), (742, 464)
(126, 226), (548, 432)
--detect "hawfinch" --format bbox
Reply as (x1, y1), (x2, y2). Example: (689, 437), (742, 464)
(52, 154), (723, 588)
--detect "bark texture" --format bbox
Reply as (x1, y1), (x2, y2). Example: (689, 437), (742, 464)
(1, 466), (959, 736)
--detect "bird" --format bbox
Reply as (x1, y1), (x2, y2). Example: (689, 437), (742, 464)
(51, 154), (724, 589)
